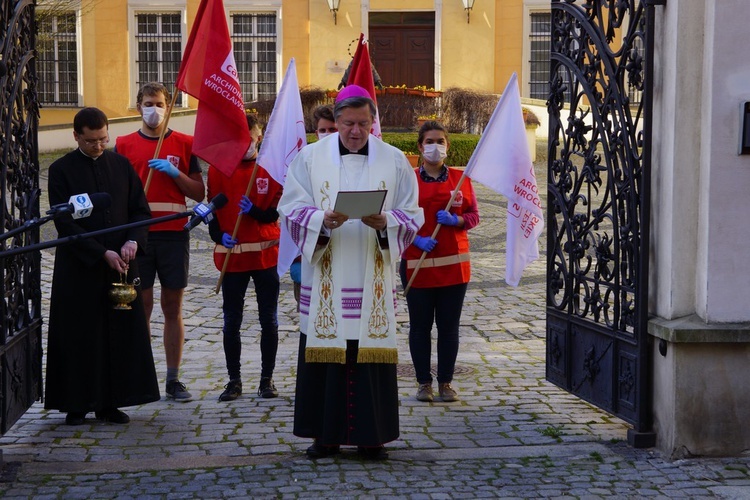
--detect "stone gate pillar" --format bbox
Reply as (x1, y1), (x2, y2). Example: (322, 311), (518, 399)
(649, 0), (750, 458)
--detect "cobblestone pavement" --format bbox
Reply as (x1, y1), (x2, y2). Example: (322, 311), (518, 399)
(0, 156), (749, 498)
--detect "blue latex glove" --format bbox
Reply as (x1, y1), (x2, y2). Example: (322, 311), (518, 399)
(290, 260), (302, 284)
(413, 235), (437, 252)
(239, 195), (253, 215)
(221, 233), (237, 249)
(436, 210), (459, 226)
(148, 158), (180, 178)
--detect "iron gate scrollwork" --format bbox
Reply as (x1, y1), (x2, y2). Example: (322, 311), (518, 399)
(0, 0), (42, 435)
(546, 0), (659, 446)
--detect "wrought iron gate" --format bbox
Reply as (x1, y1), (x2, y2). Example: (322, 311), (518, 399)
(546, 0), (661, 447)
(0, 0), (42, 435)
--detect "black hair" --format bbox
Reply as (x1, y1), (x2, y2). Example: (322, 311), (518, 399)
(73, 107), (108, 134)
(417, 120), (448, 145)
(313, 105), (334, 126)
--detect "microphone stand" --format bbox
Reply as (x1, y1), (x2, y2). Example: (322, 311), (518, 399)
(0, 210), (195, 259)
(0, 214), (56, 242)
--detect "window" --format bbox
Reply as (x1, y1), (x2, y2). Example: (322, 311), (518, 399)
(134, 12), (183, 105)
(37, 12), (79, 106)
(230, 13), (277, 102)
(529, 12), (551, 100)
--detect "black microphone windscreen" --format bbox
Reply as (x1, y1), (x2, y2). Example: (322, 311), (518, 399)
(89, 192), (112, 210)
(211, 193), (228, 209)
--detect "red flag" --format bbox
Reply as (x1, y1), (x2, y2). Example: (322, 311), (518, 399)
(175, 0), (250, 176)
(346, 33), (382, 138)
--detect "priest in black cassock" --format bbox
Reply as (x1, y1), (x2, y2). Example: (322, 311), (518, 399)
(44, 107), (160, 426)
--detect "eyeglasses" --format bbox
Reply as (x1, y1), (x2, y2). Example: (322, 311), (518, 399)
(81, 137), (109, 147)
(317, 127), (337, 134)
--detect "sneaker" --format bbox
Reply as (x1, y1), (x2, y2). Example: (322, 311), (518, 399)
(416, 383), (434, 402)
(219, 379), (242, 402)
(166, 380), (193, 402)
(257, 377), (278, 398)
(439, 382), (459, 402)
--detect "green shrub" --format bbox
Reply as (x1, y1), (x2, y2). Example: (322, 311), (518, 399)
(382, 132), (479, 166)
(305, 132), (479, 166)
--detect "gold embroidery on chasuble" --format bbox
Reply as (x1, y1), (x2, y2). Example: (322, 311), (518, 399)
(314, 244), (337, 339)
(319, 181), (331, 210)
(367, 242), (390, 339)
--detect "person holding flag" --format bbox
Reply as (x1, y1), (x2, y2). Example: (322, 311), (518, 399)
(400, 121), (480, 404)
(279, 85), (424, 460)
(207, 114), (281, 402)
(115, 82), (205, 403)
(290, 104), (337, 308)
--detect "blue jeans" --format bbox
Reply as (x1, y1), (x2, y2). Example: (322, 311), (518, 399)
(221, 267), (279, 380)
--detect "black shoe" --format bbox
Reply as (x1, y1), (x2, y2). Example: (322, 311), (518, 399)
(306, 441), (340, 459)
(219, 379), (242, 401)
(357, 446), (388, 460)
(257, 377), (278, 398)
(94, 408), (130, 424)
(65, 412), (86, 426)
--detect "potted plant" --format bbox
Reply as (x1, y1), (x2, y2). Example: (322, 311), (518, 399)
(416, 113), (438, 128)
(403, 151), (420, 167)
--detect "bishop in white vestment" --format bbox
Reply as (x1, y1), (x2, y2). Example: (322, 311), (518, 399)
(278, 86), (424, 459)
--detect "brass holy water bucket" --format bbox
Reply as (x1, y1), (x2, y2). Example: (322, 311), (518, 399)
(109, 274), (141, 310)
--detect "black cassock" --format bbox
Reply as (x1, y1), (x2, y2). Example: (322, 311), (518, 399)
(44, 149), (160, 413)
(293, 336), (400, 447)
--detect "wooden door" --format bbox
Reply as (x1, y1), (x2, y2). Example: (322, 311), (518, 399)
(369, 26), (434, 89)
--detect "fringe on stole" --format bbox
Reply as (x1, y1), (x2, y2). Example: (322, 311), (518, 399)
(357, 347), (398, 364)
(305, 347), (346, 364)
(304, 347), (399, 364)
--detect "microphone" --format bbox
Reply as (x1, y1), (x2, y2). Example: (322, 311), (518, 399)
(46, 193), (112, 219)
(183, 193), (228, 231)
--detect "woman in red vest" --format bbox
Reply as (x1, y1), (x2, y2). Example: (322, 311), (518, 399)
(401, 121), (480, 403)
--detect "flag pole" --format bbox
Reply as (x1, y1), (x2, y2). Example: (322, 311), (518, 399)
(214, 163), (259, 294)
(403, 170), (469, 295)
(144, 86), (180, 195)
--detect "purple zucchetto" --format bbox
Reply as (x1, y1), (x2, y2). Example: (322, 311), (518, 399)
(335, 84), (372, 102)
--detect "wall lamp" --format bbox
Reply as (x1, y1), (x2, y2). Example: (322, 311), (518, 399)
(327, 0), (341, 25)
(462, 0), (475, 24)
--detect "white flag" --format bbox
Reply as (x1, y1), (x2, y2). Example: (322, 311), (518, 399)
(256, 59), (307, 276)
(464, 72), (544, 286)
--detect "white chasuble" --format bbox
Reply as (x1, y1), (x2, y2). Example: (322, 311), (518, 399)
(278, 133), (424, 364)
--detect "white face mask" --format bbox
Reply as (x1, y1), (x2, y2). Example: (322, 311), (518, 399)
(142, 106), (165, 129)
(422, 143), (447, 164)
(242, 140), (257, 161)
(317, 132), (333, 140)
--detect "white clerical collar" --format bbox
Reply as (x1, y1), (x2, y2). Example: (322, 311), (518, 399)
(78, 148), (101, 161)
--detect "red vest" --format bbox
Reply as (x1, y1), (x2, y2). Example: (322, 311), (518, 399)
(403, 168), (473, 288)
(115, 130), (194, 232)
(208, 161), (281, 272)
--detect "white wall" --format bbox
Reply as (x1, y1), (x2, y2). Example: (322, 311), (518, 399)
(698, 0), (750, 322)
(38, 111), (198, 154)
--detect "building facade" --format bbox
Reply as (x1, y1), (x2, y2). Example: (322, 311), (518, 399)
(37, 0), (552, 127)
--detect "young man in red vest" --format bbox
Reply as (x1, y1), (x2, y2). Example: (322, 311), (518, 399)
(207, 114), (281, 401)
(115, 82), (205, 403)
